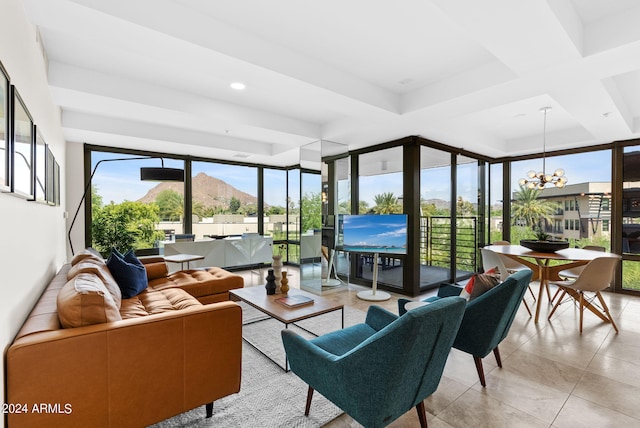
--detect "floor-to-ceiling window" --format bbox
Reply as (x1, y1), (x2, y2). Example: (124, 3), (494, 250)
(88, 151), (184, 256)
(264, 168), (287, 259)
(190, 161), (258, 239)
(510, 150), (611, 248)
(456, 155), (480, 274)
(489, 162), (504, 244)
(420, 146), (452, 287)
(355, 146), (404, 289)
(622, 146), (640, 291)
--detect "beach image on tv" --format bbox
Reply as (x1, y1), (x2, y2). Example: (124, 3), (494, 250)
(342, 214), (407, 254)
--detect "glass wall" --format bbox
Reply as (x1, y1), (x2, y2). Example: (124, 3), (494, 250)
(420, 146), (452, 286)
(264, 168), (287, 259)
(489, 163), (503, 243)
(287, 168), (301, 263)
(622, 146), (640, 291)
(189, 161), (258, 239)
(89, 151), (184, 256)
(510, 150), (611, 249)
(355, 147), (404, 289)
(456, 155), (479, 274)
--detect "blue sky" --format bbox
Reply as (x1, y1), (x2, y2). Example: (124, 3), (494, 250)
(342, 214), (407, 249)
(92, 149), (614, 206)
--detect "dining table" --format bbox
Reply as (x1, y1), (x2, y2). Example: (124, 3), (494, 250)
(484, 244), (618, 323)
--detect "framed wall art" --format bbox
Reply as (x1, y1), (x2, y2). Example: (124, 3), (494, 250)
(0, 61), (9, 192)
(11, 85), (34, 199)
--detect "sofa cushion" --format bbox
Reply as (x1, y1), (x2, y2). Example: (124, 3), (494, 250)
(67, 258), (122, 309)
(120, 288), (202, 319)
(141, 257), (169, 281)
(57, 272), (122, 328)
(70, 247), (103, 266)
(107, 251), (148, 299)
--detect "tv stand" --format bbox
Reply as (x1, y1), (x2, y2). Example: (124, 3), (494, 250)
(356, 252), (391, 301)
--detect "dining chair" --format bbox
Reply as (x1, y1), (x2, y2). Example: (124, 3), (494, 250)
(481, 248), (532, 316)
(551, 245), (606, 303)
(282, 298), (466, 428)
(492, 241), (538, 302)
(547, 256), (621, 334)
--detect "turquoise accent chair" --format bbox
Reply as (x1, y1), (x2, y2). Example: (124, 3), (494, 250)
(281, 297), (466, 428)
(399, 269), (532, 387)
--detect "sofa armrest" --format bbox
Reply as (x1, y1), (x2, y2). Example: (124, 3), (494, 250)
(7, 301), (242, 428)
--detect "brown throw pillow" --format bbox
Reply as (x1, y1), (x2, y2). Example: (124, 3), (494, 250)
(469, 273), (500, 301)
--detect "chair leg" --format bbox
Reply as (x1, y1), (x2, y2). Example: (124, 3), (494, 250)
(548, 289), (567, 319)
(304, 386), (314, 416)
(579, 292), (584, 334)
(205, 402), (213, 418)
(416, 400), (428, 428)
(473, 356), (486, 387)
(522, 298), (532, 317)
(493, 347), (502, 368)
(596, 291), (619, 333)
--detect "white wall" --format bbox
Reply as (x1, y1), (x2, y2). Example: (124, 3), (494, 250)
(0, 1), (67, 423)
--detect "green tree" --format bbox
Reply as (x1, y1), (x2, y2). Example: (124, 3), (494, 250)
(155, 189), (184, 221)
(301, 192), (322, 232)
(91, 184), (103, 210)
(456, 196), (475, 216)
(373, 192), (401, 214)
(229, 196), (241, 213)
(92, 201), (164, 256)
(511, 185), (554, 229)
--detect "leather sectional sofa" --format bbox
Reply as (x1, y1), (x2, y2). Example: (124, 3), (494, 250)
(6, 249), (244, 427)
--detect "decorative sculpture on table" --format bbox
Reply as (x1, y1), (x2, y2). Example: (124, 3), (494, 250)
(280, 271), (289, 294)
(265, 269), (276, 295)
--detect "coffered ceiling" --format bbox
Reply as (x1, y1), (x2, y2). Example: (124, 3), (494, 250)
(23, 0), (640, 167)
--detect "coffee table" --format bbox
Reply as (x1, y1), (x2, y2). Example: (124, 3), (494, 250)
(229, 286), (344, 371)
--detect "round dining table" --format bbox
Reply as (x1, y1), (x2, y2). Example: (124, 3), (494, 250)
(484, 244), (618, 323)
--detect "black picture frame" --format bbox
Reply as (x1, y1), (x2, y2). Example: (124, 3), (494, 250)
(0, 61), (9, 192)
(45, 145), (56, 205)
(34, 127), (47, 202)
(11, 85), (35, 199)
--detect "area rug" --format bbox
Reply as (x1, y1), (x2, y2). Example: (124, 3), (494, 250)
(151, 303), (367, 427)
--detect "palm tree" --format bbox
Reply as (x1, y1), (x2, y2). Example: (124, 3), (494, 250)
(511, 185), (554, 229)
(373, 192), (401, 214)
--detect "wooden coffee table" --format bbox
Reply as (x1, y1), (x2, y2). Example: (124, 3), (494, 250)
(229, 286), (344, 371)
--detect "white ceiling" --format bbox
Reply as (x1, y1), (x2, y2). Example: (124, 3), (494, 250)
(22, 0), (640, 167)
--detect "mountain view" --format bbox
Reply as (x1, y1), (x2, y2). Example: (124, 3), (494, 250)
(137, 172), (260, 210)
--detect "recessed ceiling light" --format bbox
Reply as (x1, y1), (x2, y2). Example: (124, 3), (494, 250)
(230, 82), (246, 90)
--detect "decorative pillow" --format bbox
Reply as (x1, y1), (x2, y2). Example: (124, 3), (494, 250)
(57, 273), (122, 328)
(107, 250), (148, 299)
(460, 267), (500, 301)
(70, 247), (103, 266)
(67, 259), (122, 309)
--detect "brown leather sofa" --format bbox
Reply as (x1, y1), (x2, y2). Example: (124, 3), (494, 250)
(6, 250), (243, 427)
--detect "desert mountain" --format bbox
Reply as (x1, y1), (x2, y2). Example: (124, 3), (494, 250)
(137, 172), (259, 209)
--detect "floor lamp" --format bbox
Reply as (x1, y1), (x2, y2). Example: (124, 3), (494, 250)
(67, 156), (184, 256)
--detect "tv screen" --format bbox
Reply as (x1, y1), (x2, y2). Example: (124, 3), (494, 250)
(340, 214), (407, 255)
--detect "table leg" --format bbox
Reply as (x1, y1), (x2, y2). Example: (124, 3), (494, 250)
(534, 261), (546, 323)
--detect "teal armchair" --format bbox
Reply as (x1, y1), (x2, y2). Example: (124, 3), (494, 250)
(399, 269), (532, 387)
(281, 297), (466, 428)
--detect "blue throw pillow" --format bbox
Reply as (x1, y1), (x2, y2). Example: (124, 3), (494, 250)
(107, 250), (148, 299)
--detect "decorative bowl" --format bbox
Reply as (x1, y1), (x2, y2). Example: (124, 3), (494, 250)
(520, 239), (569, 253)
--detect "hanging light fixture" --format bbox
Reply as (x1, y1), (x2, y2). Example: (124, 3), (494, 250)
(518, 106), (568, 190)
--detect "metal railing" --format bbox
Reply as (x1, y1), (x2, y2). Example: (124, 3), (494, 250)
(420, 216), (478, 272)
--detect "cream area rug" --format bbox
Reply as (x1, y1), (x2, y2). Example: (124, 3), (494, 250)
(151, 303), (367, 427)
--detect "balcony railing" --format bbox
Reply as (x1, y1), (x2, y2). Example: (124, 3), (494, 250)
(420, 216), (478, 273)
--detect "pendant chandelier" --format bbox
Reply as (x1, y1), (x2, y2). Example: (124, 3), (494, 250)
(518, 106), (568, 189)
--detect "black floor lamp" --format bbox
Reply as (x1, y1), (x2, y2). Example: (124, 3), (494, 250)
(68, 156), (184, 256)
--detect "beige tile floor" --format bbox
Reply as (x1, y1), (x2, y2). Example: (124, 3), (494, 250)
(238, 268), (640, 428)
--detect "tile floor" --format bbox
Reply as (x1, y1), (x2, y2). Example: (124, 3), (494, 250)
(238, 269), (640, 428)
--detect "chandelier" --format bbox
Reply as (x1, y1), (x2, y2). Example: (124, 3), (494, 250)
(518, 106), (568, 189)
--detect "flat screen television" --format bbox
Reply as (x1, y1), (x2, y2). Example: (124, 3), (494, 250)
(340, 214), (407, 255)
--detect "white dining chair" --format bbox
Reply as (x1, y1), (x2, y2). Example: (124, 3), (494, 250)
(480, 248), (532, 316)
(493, 241), (538, 302)
(547, 256), (621, 334)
